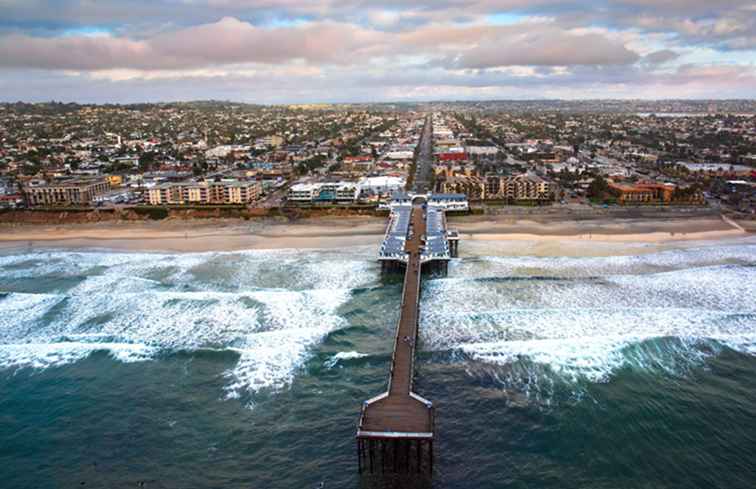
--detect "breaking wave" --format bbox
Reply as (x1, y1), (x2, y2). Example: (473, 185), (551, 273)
(421, 243), (756, 401)
(0, 249), (376, 398)
(324, 350), (370, 368)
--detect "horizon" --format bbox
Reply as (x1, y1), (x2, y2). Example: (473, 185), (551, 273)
(1, 1), (755, 103)
(3, 97), (756, 107)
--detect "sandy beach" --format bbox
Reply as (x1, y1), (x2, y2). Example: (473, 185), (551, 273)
(0, 213), (752, 256)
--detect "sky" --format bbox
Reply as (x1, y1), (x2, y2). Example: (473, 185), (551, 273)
(0, 0), (755, 103)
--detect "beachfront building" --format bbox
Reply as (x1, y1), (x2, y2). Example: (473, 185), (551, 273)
(436, 173), (555, 203)
(23, 178), (111, 207)
(287, 183), (319, 202)
(357, 176), (406, 199)
(607, 182), (669, 204)
(147, 180), (262, 205)
(428, 193), (469, 211)
(286, 181), (359, 204)
(608, 181), (705, 205)
(485, 174), (555, 202)
(438, 175), (485, 201)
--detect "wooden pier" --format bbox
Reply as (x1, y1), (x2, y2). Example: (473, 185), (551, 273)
(357, 199), (435, 475)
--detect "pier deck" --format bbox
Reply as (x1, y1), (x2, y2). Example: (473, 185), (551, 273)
(358, 115), (454, 475)
(357, 201), (434, 472)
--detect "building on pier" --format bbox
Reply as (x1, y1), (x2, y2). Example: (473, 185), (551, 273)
(378, 192), (464, 274)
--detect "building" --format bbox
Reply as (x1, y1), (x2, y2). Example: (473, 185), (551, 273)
(287, 183), (319, 202)
(385, 150), (414, 160)
(286, 181), (359, 203)
(107, 175), (124, 187)
(466, 145), (499, 156)
(256, 135), (284, 148)
(437, 152), (467, 162)
(343, 155), (374, 172)
(147, 180), (262, 205)
(357, 176), (406, 198)
(0, 194), (23, 209)
(608, 181), (705, 205)
(0, 177), (18, 196)
(205, 145), (249, 159)
(428, 193), (469, 211)
(485, 174), (555, 202)
(23, 178), (111, 207)
(438, 175), (485, 201)
(608, 182), (667, 204)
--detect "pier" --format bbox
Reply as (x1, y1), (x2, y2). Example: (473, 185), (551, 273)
(357, 116), (466, 477)
(358, 198), (435, 474)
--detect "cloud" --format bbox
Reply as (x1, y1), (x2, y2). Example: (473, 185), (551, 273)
(447, 27), (641, 68)
(0, 17), (643, 72)
(0, 17), (383, 70)
(0, 1), (754, 101)
(643, 49), (680, 65)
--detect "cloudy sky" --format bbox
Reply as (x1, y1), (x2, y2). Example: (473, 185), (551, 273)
(0, 0), (755, 103)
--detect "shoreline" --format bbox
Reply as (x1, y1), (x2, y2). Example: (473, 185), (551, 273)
(0, 214), (752, 255)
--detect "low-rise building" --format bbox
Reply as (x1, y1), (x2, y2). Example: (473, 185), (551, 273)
(358, 176), (406, 198)
(287, 183), (319, 202)
(608, 182), (668, 204)
(608, 181), (705, 205)
(287, 181), (359, 203)
(107, 175), (124, 187)
(0, 177), (18, 196)
(147, 180), (262, 205)
(23, 178), (111, 207)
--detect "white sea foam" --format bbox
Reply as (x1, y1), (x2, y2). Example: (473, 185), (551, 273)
(0, 249), (375, 398)
(451, 242), (756, 280)
(422, 253), (756, 392)
(0, 342), (156, 370)
(324, 351), (370, 368)
(0, 292), (64, 340)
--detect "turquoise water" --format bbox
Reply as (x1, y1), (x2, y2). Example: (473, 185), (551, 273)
(1, 243), (755, 488)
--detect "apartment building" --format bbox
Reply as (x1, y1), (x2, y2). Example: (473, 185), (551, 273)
(485, 174), (555, 201)
(438, 175), (486, 201)
(148, 180), (262, 205)
(23, 178), (111, 207)
(438, 174), (555, 202)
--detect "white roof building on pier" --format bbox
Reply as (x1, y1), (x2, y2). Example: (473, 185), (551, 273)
(379, 204), (412, 261)
(379, 192), (466, 264)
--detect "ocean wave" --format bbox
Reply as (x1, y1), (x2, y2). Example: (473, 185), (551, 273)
(324, 350), (370, 368)
(420, 259), (756, 402)
(0, 248), (376, 399)
(0, 341), (156, 370)
(449, 242), (756, 279)
(454, 335), (740, 406)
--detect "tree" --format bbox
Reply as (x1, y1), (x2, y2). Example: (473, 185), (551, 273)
(587, 175), (609, 199)
(139, 152), (155, 172)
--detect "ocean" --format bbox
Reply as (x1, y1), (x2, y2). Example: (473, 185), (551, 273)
(1, 241), (755, 488)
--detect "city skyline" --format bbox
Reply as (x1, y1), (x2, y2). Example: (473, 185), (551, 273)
(1, 1), (756, 103)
